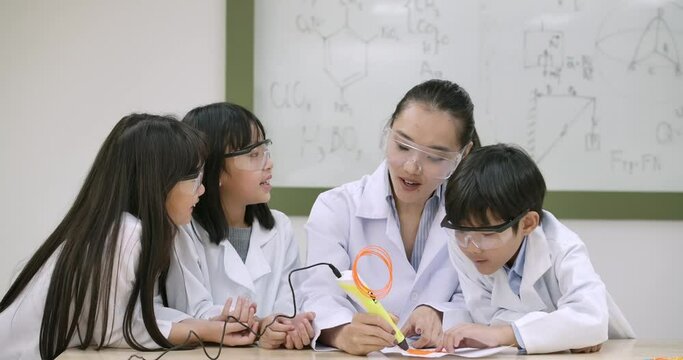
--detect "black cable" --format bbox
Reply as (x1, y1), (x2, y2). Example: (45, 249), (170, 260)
(258, 262), (342, 334)
(126, 262), (341, 360)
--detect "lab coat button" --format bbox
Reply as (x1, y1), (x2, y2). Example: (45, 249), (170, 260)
(411, 291), (418, 300)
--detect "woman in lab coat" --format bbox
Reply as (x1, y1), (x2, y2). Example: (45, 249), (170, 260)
(0, 115), (256, 360)
(165, 102), (315, 350)
(299, 79), (479, 355)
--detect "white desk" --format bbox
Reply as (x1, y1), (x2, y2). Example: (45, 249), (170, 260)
(57, 340), (683, 359)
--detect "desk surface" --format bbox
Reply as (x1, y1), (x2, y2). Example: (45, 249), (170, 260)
(57, 340), (683, 359)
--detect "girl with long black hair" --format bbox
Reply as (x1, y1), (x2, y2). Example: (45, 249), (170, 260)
(165, 102), (315, 350)
(0, 114), (256, 359)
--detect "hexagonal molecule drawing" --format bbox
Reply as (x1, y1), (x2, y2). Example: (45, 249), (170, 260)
(323, 27), (369, 90)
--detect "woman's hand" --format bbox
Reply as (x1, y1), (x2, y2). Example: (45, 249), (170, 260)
(400, 305), (443, 348)
(319, 313), (396, 355)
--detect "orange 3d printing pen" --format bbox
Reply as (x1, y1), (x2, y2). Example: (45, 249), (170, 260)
(336, 245), (409, 351)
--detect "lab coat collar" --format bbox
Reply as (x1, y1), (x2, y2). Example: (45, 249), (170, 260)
(356, 161), (449, 272)
(414, 204), (449, 280)
(221, 217), (275, 294)
(355, 161), (391, 220)
(246, 217), (276, 280)
(490, 224), (551, 312)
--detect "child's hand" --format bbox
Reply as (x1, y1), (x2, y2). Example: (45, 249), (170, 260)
(571, 343), (603, 353)
(436, 323), (515, 353)
(282, 312), (316, 349)
(215, 320), (259, 346)
(211, 296), (257, 327)
(173, 319), (258, 346)
(257, 315), (295, 349)
(400, 305), (442, 348)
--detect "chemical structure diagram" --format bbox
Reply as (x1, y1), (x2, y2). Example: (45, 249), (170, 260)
(295, 1), (373, 114)
(290, 0), (449, 115)
(269, 0), (452, 166)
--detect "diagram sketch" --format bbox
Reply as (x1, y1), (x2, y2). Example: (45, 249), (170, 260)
(255, 0), (479, 187)
(256, 0), (683, 191)
(528, 92), (599, 164)
(480, 0), (682, 190)
(595, 2), (683, 102)
(598, 7), (681, 75)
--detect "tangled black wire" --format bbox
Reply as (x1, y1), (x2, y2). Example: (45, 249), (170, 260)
(126, 263), (341, 360)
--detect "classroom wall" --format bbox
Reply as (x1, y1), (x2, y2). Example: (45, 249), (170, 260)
(1, 0), (681, 342)
(0, 0), (225, 291)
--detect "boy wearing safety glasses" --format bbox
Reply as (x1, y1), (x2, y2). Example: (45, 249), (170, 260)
(437, 144), (635, 354)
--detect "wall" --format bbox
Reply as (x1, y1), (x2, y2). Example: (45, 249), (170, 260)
(560, 219), (683, 340)
(0, 0), (225, 290)
(1, 0), (680, 342)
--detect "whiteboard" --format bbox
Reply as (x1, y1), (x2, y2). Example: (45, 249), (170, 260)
(254, 0), (683, 191)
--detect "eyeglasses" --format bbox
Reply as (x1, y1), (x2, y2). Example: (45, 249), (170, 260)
(385, 129), (465, 180)
(224, 139), (272, 171)
(180, 167), (204, 195)
(440, 210), (529, 250)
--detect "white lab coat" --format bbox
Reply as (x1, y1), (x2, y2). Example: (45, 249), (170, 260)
(165, 210), (301, 319)
(0, 212), (190, 360)
(299, 161), (471, 349)
(447, 210), (635, 354)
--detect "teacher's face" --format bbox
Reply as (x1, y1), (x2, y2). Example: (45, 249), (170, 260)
(387, 102), (462, 208)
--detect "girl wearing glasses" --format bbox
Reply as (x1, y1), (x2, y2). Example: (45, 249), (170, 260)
(438, 144), (634, 354)
(0, 114), (253, 360)
(164, 102), (315, 350)
(299, 79), (479, 355)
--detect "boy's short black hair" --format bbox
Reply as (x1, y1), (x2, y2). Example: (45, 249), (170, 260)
(444, 143), (546, 232)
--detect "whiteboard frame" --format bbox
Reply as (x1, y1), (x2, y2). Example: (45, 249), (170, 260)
(227, 0), (683, 220)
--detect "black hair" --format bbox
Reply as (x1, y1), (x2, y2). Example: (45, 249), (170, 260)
(0, 114), (207, 359)
(182, 102), (275, 245)
(444, 144), (546, 232)
(388, 79), (481, 149)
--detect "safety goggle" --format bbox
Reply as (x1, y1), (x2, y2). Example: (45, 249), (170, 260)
(440, 210), (529, 250)
(224, 139), (272, 171)
(385, 129), (465, 180)
(179, 167), (204, 195)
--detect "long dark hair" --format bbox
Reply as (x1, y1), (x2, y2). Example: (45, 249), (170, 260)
(0, 114), (207, 359)
(182, 102), (275, 245)
(388, 79), (481, 149)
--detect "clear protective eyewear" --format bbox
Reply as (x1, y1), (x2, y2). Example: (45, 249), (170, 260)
(224, 139), (272, 171)
(385, 129), (465, 180)
(440, 210), (529, 250)
(180, 167), (204, 195)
